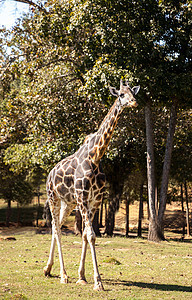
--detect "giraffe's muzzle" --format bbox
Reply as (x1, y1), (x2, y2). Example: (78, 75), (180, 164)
(131, 100), (138, 107)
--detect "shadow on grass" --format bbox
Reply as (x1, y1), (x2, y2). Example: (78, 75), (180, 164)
(45, 274), (60, 279)
(103, 279), (192, 293)
(168, 237), (192, 243)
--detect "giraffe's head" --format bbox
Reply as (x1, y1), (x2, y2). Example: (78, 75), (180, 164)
(109, 80), (140, 109)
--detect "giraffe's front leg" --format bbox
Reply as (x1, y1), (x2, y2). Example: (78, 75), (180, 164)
(56, 228), (68, 284)
(78, 204), (104, 291)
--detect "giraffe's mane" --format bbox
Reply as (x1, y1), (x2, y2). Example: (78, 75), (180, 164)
(82, 98), (119, 144)
(83, 133), (95, 144)
(98, 98), (119, 129)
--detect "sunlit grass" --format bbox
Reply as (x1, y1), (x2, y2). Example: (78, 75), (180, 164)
(1, 230), (192, 299)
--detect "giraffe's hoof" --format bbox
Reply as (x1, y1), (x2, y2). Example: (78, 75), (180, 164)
(60, 275), (68, 284)
(44, 267), (51, 277)
(93, 281), (104, 291)
(76, 279), (88, 285)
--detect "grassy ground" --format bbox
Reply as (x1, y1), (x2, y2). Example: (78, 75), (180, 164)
(1, 199), (192, 299)
(0, 229), (192, 300)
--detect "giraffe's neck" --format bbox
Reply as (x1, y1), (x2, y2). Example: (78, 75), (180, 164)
(88, 98), (122, 164)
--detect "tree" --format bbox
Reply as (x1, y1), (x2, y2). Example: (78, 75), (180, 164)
(143, 0), (191, 241)
(170, 109), (192, 237)
(0, 155), (33, 226)
(1, 0), (191, 240)
(145, 103), (178, 241)
(171, 109), (192, 185)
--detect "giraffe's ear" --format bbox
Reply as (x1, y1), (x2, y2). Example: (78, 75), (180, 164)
(109, 86), (119, 97)
(132, 86), (140, 95)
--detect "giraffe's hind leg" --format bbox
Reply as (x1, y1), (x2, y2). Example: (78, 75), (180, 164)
(44, 231), (56, 276)
(44, 198), (56, 277)
(76, 227), (88, 285)
(44, 198), (68, 283)
(77, 203), (104, 291)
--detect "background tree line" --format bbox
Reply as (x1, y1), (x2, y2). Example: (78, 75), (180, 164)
(0, 0), (191, 240)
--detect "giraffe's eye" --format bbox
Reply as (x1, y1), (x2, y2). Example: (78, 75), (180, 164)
(120, 93), (124, 98)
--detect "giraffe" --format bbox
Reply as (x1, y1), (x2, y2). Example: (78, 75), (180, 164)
(44, 79), (140, 291)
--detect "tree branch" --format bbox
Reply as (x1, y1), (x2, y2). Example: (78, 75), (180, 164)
(0, 54), (26, 80)
(12, 0), (48, 14)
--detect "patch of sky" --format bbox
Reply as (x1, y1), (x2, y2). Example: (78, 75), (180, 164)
(0, 0), (29, 29)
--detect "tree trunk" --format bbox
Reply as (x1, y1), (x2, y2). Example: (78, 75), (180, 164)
(147, 196), (150, 220)
(145, 103), (177, 241)
(180, 184), (185, 237)
(104, 196), (116, 236)
(145, 104), (160, 241)
(6, 199), (11, 227)
(36, 191), (40, 227)
(92, 209), (101, 237)
(138, 184), (144, 237)
(17, 203), (21, 226)
(184, 181), (190, 236)
(158, 104), (177, 229)
(155, 186), (158, 214)
(148, 219), (165, 241)
(125, 195), (130, 237)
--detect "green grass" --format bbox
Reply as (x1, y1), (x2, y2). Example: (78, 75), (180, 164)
(1, 230), (192, 300)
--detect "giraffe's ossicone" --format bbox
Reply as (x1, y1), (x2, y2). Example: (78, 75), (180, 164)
(44, 80), (140, 291)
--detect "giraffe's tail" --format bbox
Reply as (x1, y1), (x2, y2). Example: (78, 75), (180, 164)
(43, 200), (52, 228)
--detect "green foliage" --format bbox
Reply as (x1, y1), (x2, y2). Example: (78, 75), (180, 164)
(171, 109), (192, 183)
(0, 0), (191, 203)
(0, 170), (33, 205)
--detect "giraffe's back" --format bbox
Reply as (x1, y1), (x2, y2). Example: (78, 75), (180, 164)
(46, 153), (76, 204)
